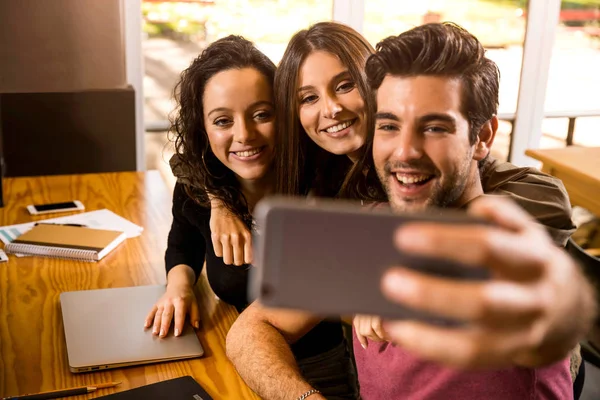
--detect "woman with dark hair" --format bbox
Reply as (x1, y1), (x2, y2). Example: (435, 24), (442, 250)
(143, 35), (276, 332)
(143, 35), (359, 399)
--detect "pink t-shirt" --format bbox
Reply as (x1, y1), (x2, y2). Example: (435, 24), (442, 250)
(353, 331), (573, 400)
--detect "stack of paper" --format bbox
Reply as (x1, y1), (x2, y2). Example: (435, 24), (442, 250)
(0, 209), (143, 246)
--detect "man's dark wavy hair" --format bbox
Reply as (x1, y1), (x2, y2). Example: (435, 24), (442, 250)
(344, 22), (500, 201)
(170, 35), (276, 225)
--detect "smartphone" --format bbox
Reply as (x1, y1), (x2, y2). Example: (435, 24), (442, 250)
(26, 200), (85, 215)
(250, 197), (491, 323)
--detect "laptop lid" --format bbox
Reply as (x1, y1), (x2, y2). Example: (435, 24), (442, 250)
(60, 285), (204, 373)
(96, 376), (213, 400)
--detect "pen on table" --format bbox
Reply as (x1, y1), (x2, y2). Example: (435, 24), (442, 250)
(34, 223), (87, 227)
(1, 381), (121, 400)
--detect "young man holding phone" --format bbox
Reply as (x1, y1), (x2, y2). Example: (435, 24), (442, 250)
(226, 23), (596, 399)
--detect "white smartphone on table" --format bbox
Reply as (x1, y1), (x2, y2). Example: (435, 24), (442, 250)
(26, 200), (85, 215)
(250, 197), (491, 324)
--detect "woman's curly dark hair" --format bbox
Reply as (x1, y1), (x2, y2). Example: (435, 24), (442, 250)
(170, 35), (276, 226)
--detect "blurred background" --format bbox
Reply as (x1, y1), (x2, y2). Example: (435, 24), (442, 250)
(143, 0), (600, 172)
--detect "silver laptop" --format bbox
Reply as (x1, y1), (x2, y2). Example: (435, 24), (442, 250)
(60, 285), (204, 373)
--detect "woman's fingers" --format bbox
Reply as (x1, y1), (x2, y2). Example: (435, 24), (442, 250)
(209, 209), (252, 267)
(147, 290), (197, 337)
(159, 303), (175, 337)
(144, 305), (158, 328)
(221, 235), (234, 265)
(354, 315), (388, 349)
(173, 298), (187, 337)
(211, 232), (223, 258)
(354, 317), (369, 349)
(231, 234), (244, 266)
(189, 295), (201, 329)
(244, 237), (253, 265)
(372, 316), (387, 340)
(152, 306), (163, 335)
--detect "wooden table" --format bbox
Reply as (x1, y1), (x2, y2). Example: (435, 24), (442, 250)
(526, 146), (600, 216)
(0, 171), (259, 399)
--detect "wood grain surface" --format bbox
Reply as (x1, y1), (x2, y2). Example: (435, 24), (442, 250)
(0, 171), (259, 399)
(526, 146), (600, 216)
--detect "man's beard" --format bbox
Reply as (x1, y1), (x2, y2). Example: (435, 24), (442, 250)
(377, 152), (474, 212)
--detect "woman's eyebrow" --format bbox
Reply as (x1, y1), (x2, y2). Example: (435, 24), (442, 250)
(207, 101), (273, 118)
(297, 70), (350, 93)
(249, 100), (274, 109)
(207, 107), (230, 118)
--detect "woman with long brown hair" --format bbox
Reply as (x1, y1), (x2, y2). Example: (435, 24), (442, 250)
(273, 22), (378, 199)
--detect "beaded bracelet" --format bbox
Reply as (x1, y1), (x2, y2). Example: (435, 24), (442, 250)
(296, 388), (321, 400)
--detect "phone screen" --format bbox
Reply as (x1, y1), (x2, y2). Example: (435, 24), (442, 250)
(34, 201), (78, 212)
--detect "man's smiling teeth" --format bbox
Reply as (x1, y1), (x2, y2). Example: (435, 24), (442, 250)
(395, 174), (431, 184)
(234, 147), (262, 158)
(325, 119), (355, 133)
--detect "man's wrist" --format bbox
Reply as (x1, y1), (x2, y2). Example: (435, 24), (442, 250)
(296, 388), (321, 400)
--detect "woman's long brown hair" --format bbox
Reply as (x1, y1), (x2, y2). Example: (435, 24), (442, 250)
(274, 22), (382, 200)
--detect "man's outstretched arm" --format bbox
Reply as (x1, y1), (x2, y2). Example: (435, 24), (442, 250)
(226, 301), (326, 400)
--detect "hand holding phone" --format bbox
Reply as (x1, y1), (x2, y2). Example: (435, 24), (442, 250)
(371, 196), (590, 369)
(250, 197), (490, 324)
(26, 200), (85, 215)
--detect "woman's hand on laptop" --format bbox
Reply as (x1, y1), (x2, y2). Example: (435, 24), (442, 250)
(144, 264), (201, 337)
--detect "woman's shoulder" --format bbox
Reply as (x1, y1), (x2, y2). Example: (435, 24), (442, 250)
(170, 154), (191, 182)
(172, 182), (211, 221)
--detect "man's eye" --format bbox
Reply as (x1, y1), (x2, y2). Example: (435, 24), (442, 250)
(425, 126), (448, 133)
(377, 124), (397, 131)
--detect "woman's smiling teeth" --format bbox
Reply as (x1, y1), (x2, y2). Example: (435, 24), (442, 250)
(233, 147), (263, 158)
(324, 119), (356, 133)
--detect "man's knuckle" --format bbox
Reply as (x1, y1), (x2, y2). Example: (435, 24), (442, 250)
(533, 287), (554, 316)
(473, 231), (498, 265)
(460, 341), (482, 367)
(475, 293), (494, 321)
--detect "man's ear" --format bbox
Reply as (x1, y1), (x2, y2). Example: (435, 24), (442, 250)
(473, 115), (498, 161)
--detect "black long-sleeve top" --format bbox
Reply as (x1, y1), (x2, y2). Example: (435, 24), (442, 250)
(165, 182), (344, 359)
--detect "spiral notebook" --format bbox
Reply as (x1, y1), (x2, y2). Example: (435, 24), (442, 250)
(4, 224), (127, 261)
